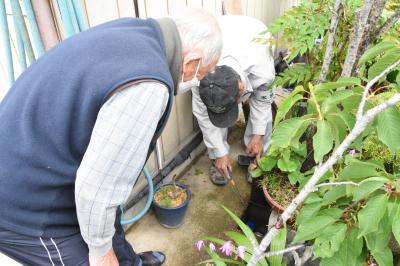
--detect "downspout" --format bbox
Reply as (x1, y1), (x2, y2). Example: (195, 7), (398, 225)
(31, 0), (59, 51)
(0, 0), (15, 85)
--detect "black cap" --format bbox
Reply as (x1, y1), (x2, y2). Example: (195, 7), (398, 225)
(199, 65), (240, 128)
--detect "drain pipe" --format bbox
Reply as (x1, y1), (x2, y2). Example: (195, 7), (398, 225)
(123, 131), (203, 211)
(155, 139), (164, 170)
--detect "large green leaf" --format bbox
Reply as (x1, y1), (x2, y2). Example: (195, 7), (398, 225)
(338, 162), (380, 181)
(321, 90), (354, 115)
(271, 117), (310, 148)
(352, 177), (389, 201)
(358, 41), (399, 65)
(368, 48), (400, 80)
(320, 228), (364, 266)
(376, 106), (400, 153)
(371, 248), (393, 266)
(274, 86), (304, 126)
(388, 197), (400, 246)
(270, 227), (287, 266)
(314, 223), (347, 258)
(358, 194), (388, 237)
(313, 120), (333, 162)
(294, 214), (338, 243)
(225, 231), (252, 251)
(326, 115), (347, 147)
(314, 77), (361, 93)
(322, 186), (347, 205)
(259, 156), (277, 172)
(296, 202), (322, 224)
(202, 246), (227, 266)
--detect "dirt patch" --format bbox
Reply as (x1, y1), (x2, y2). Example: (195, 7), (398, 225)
(154, 185), (187, 208)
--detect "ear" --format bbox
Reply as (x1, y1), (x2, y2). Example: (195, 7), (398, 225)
(182, 50), (203, 73)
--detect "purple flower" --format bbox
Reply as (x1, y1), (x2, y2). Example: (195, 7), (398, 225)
(348, 149), (356, 156)
(220, 241), (233, 256)
(237, 246), (246, 259)
(196, 240), (204, 251)
(209, 242), (216, 252)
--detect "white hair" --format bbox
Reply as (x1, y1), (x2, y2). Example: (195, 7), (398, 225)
(170, 9), (222, 66)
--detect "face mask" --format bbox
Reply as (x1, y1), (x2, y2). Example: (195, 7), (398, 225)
(177, 59), (201, 94)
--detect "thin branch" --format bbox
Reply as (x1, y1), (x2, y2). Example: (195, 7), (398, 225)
(341, 0), (374, 77)
(318, 0), (342, 83)
(248, 63), (400, 265)
(263, 244), (304, 258)
(375, 11), (400, 40)
(315, 181), (359, 188)
(357, 60), (400, 120)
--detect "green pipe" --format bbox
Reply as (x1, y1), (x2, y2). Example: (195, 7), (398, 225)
(57, 0), (75, 37)
(23, 0), (44, 56)
(13, 19), (26, 70)
(10, 0), (35, 64)
(0, 0), (14, 85)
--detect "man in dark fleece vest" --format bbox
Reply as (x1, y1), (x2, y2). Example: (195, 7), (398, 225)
(0, 9), (221, 266)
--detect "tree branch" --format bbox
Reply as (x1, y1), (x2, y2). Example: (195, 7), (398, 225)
(375, 11), (400, 40)
(248, 62), (400, 266)
(341, 0), (374, 77)
(315, 181), (359, 189)
(357, 60), (400, 120)
(318, 0), (343, 83)
(263, 244), (304, 258)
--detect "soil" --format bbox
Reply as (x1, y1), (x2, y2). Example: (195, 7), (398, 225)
(154, 185), (187, 208)
(259, 170), (297, 209)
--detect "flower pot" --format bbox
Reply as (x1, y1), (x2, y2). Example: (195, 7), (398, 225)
(262, 185), (285, 214)
(152, 182), (191, 228)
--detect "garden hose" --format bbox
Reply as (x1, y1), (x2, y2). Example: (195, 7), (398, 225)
(120, 167), (154, 225)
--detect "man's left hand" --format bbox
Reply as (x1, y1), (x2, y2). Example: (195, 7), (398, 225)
(246, 135), (264, 160)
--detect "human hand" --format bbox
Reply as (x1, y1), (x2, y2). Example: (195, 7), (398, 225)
(89, 248), (119, 266)
(214, 154), (232, 178)
(246, 135), (264, 161)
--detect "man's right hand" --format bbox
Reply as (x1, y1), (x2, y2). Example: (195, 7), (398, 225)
(214, 154), (232, 178)
(89, 248), (119, 266)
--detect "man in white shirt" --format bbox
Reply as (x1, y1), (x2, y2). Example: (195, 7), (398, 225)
(192, 15), (275, 185)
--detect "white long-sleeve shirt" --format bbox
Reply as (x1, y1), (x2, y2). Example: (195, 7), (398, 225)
(193, 15), (275, 159)
(75, 82), (169, 256)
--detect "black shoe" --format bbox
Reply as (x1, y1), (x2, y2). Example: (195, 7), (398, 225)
(138, 251), (166, 266)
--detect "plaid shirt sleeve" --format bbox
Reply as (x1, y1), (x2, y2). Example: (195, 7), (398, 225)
(75, 82), (169, 257)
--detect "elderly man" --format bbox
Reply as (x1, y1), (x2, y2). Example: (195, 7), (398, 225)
(192, 15), (275, 185)
(0, 9), (221, 266)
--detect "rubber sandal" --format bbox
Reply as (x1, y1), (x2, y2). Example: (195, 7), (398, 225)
(138, 251), (166, 266)
(210, 164), (228, 186)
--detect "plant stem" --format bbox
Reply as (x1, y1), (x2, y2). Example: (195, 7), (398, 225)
(315, 181), (359, 188)
(263, 244), (304, 258)
(309, 85), (323, 120)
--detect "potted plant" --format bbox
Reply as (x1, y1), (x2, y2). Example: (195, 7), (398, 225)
(152, 180), (191, 228)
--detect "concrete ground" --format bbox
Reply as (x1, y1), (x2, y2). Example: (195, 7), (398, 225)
(126, 124), (251, 266)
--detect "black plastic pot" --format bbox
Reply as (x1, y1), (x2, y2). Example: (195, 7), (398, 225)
(152, 182), (191, 228)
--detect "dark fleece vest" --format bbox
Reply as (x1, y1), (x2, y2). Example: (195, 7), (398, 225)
(0, 18), (177, 237)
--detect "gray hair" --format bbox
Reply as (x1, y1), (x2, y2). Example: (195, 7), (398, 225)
(170, 9), (222, 66)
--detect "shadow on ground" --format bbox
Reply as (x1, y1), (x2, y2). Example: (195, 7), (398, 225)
(126, 124), (251, 266)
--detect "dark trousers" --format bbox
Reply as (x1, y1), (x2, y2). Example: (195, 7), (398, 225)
(0, 209), (141, 266)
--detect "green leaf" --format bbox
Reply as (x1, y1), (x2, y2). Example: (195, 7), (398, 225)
(222, 206), (258, 245)
(352, 177), (389, 201)
(271, 117), (310, 148)
(259, 156), (277, 172)
(314, 77), (361, 93)
(376, 106), (400, 153)
(294, 214), (337, 243)
(275, 93), (304, 126)
(320, 228), (364, 266)
(338, 162), (380, 181)
(202, 246), (227, 266)
(358, 194), (388, 237)
(358, 41), (398, 65)
(314, 223), (347, 258)
(371, 248), (393, 266)
(388, 197), (400, 246)
(313, 120), (333, 162)
(270, 227), (287, 266)
(277, 158), (297, 172)
(322, 186), (347, 205)
(368, 47), (400, 80)
(326, 115), (347, 146)
(321, 90), (354, 115)
(296, 202), (322, 225)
